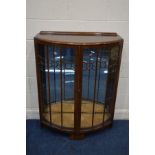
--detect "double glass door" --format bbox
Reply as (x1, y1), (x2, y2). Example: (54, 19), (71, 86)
(36, 44), (120, 129)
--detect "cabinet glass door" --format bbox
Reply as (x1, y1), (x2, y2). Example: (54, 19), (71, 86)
(81, 48), (110, 128)
(80, 46), (120, 128)
(37, 44), (75, 128)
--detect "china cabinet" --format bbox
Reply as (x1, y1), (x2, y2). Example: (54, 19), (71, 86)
(34, 31), (123, 139)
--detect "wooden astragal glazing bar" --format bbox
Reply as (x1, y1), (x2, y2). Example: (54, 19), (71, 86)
(59, 48), (63, 127)
(34, 31), (123, 139)
(92, 49), (99, 127)
(45, 45), (52, 124)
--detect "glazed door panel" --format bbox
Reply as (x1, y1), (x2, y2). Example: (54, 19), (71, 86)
(80, 47), (109, 128)
(80, 46), (121, 128)
(36, 44), (76, 128)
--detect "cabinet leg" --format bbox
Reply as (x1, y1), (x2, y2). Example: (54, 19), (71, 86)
(69, 133), (85, 140)
(40, 122), (45, 128)
(108, 123), (113, 128)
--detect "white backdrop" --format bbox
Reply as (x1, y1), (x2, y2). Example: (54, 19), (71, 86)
(26, 0), (129, 119)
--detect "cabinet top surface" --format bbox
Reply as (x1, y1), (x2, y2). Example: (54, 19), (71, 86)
(34, 31), (123, 45)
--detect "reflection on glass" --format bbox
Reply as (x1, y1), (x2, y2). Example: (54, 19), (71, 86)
(82, 48), (109, 103)
(37, 45), (119, 129)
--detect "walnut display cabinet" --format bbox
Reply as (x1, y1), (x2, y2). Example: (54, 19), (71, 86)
(34, 31), (123, 140)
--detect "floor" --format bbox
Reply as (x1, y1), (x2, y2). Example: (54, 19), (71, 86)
(26, 120), (129, 155)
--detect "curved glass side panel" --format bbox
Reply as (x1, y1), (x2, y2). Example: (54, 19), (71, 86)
(106, 46), (120, 114)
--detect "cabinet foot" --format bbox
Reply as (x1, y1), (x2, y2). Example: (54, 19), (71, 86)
(69, 133), (85, 140)
(108, 123), (113, 128)
(40, 122), (46, 128)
